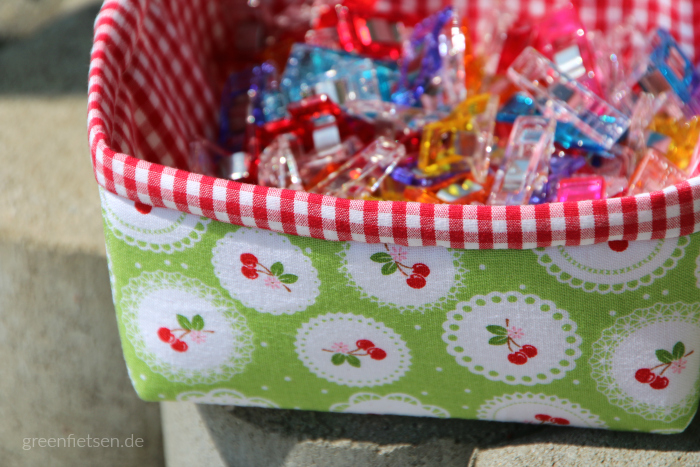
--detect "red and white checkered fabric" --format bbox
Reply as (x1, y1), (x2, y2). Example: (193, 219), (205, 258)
(89, 0), (700, 249)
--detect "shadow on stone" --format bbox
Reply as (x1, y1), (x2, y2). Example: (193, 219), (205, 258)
(198, 404), (540, 467)
(0, 241), (164, 467)
(197, 404), (700, 466)
(492, 410), (700, 452)
(0, 3), (100, 95)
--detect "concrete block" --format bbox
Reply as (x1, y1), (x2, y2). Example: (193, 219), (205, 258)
(162, 403), (227, 467)
(161, 403), (700, 467)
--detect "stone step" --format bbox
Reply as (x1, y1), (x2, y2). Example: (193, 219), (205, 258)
(162, 402), (700, 467)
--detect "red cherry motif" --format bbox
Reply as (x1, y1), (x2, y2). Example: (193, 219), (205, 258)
(650, 376), (670, 390)
(134, 201), (152, 214)
(171, 340), (188, 352)
(608, 240), (629, 252)
(635, 368), (657, 384)
(368, 347), (387, 360)
(520, 345), (538, 358)
(158, 327), (175, 344)
(507, 352), (528, 365)
(411, 263), (431, 277)
(406, 274), (427, 289)
(241, 266), (259, 279)
(240, 253), (258, 267)
(534, 414), (569, 425)
(356, 339), (375, 350)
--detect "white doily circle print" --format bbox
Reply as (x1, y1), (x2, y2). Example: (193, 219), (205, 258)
(330, 393), (449, 418)
(212, 228), (320, 315)
(533, 237), (688, 294)
(590, 302), (700, 422)
(295, 313), (411, 387)
(100, 188), (210, 253)
(176, 389), (278, 408)
(477, 393), (606, 429)
(442, 293), (582, 385)
(120, 271), (254, 385)
(338, 242), (466, 313)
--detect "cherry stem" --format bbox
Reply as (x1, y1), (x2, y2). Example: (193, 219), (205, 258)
(255, 262), (292, 292)
(322, 348), (368, 356)
(384, 243), (413, 277)
(503, 319), (523, 351)
(650, 350), (694, 375)
(383, 244), (409, 276)
(659, 350), (695, 376)
(395, 263), (409, 277)
(506, 337), (521, 353)
(172, 329), (215, 338)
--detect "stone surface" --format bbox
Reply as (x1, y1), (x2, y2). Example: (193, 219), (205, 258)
(162, 403), (227, 467)
(162, 403), (700, 467)
(0, 241), (164, 466)
(0, 0), (97, 40)
(0, 2), (101, 95)
(0, 3), (164, 466)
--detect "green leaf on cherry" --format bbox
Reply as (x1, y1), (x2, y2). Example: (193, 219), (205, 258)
(370, 252), (393, 263)
(489, 336), (509, 346)
(177, 314), (192, 331)
(279, 274), (298, 284)
(486, 325), (508, 336)
(191, 314), (204, 331)
(270, 262), (284, 276)
(331, 353), (346, 366)
(381, 262), (398, 275)
(346, 355), (361, 368)
(656, 349), (674, 364)
(673, 341), (685, 360)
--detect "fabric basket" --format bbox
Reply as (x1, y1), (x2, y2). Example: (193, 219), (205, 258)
(89, 0), (700, 433)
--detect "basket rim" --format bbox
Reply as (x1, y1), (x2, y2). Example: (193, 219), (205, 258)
(87, 0), (700, 250)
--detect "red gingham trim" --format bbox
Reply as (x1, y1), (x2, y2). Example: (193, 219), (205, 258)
(89, 0), (700, 249)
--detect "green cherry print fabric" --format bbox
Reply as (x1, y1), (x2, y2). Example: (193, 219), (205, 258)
(212, 228), (320, 315)
(533, 237), (689, 294)
(442, 293), (582, 386)
(120, 271), (255, 385)
(100, 188), (700, 434)
(100, 188), (210, 253)
(590, 302), (700, 423)
(337, 242), (469, 313)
